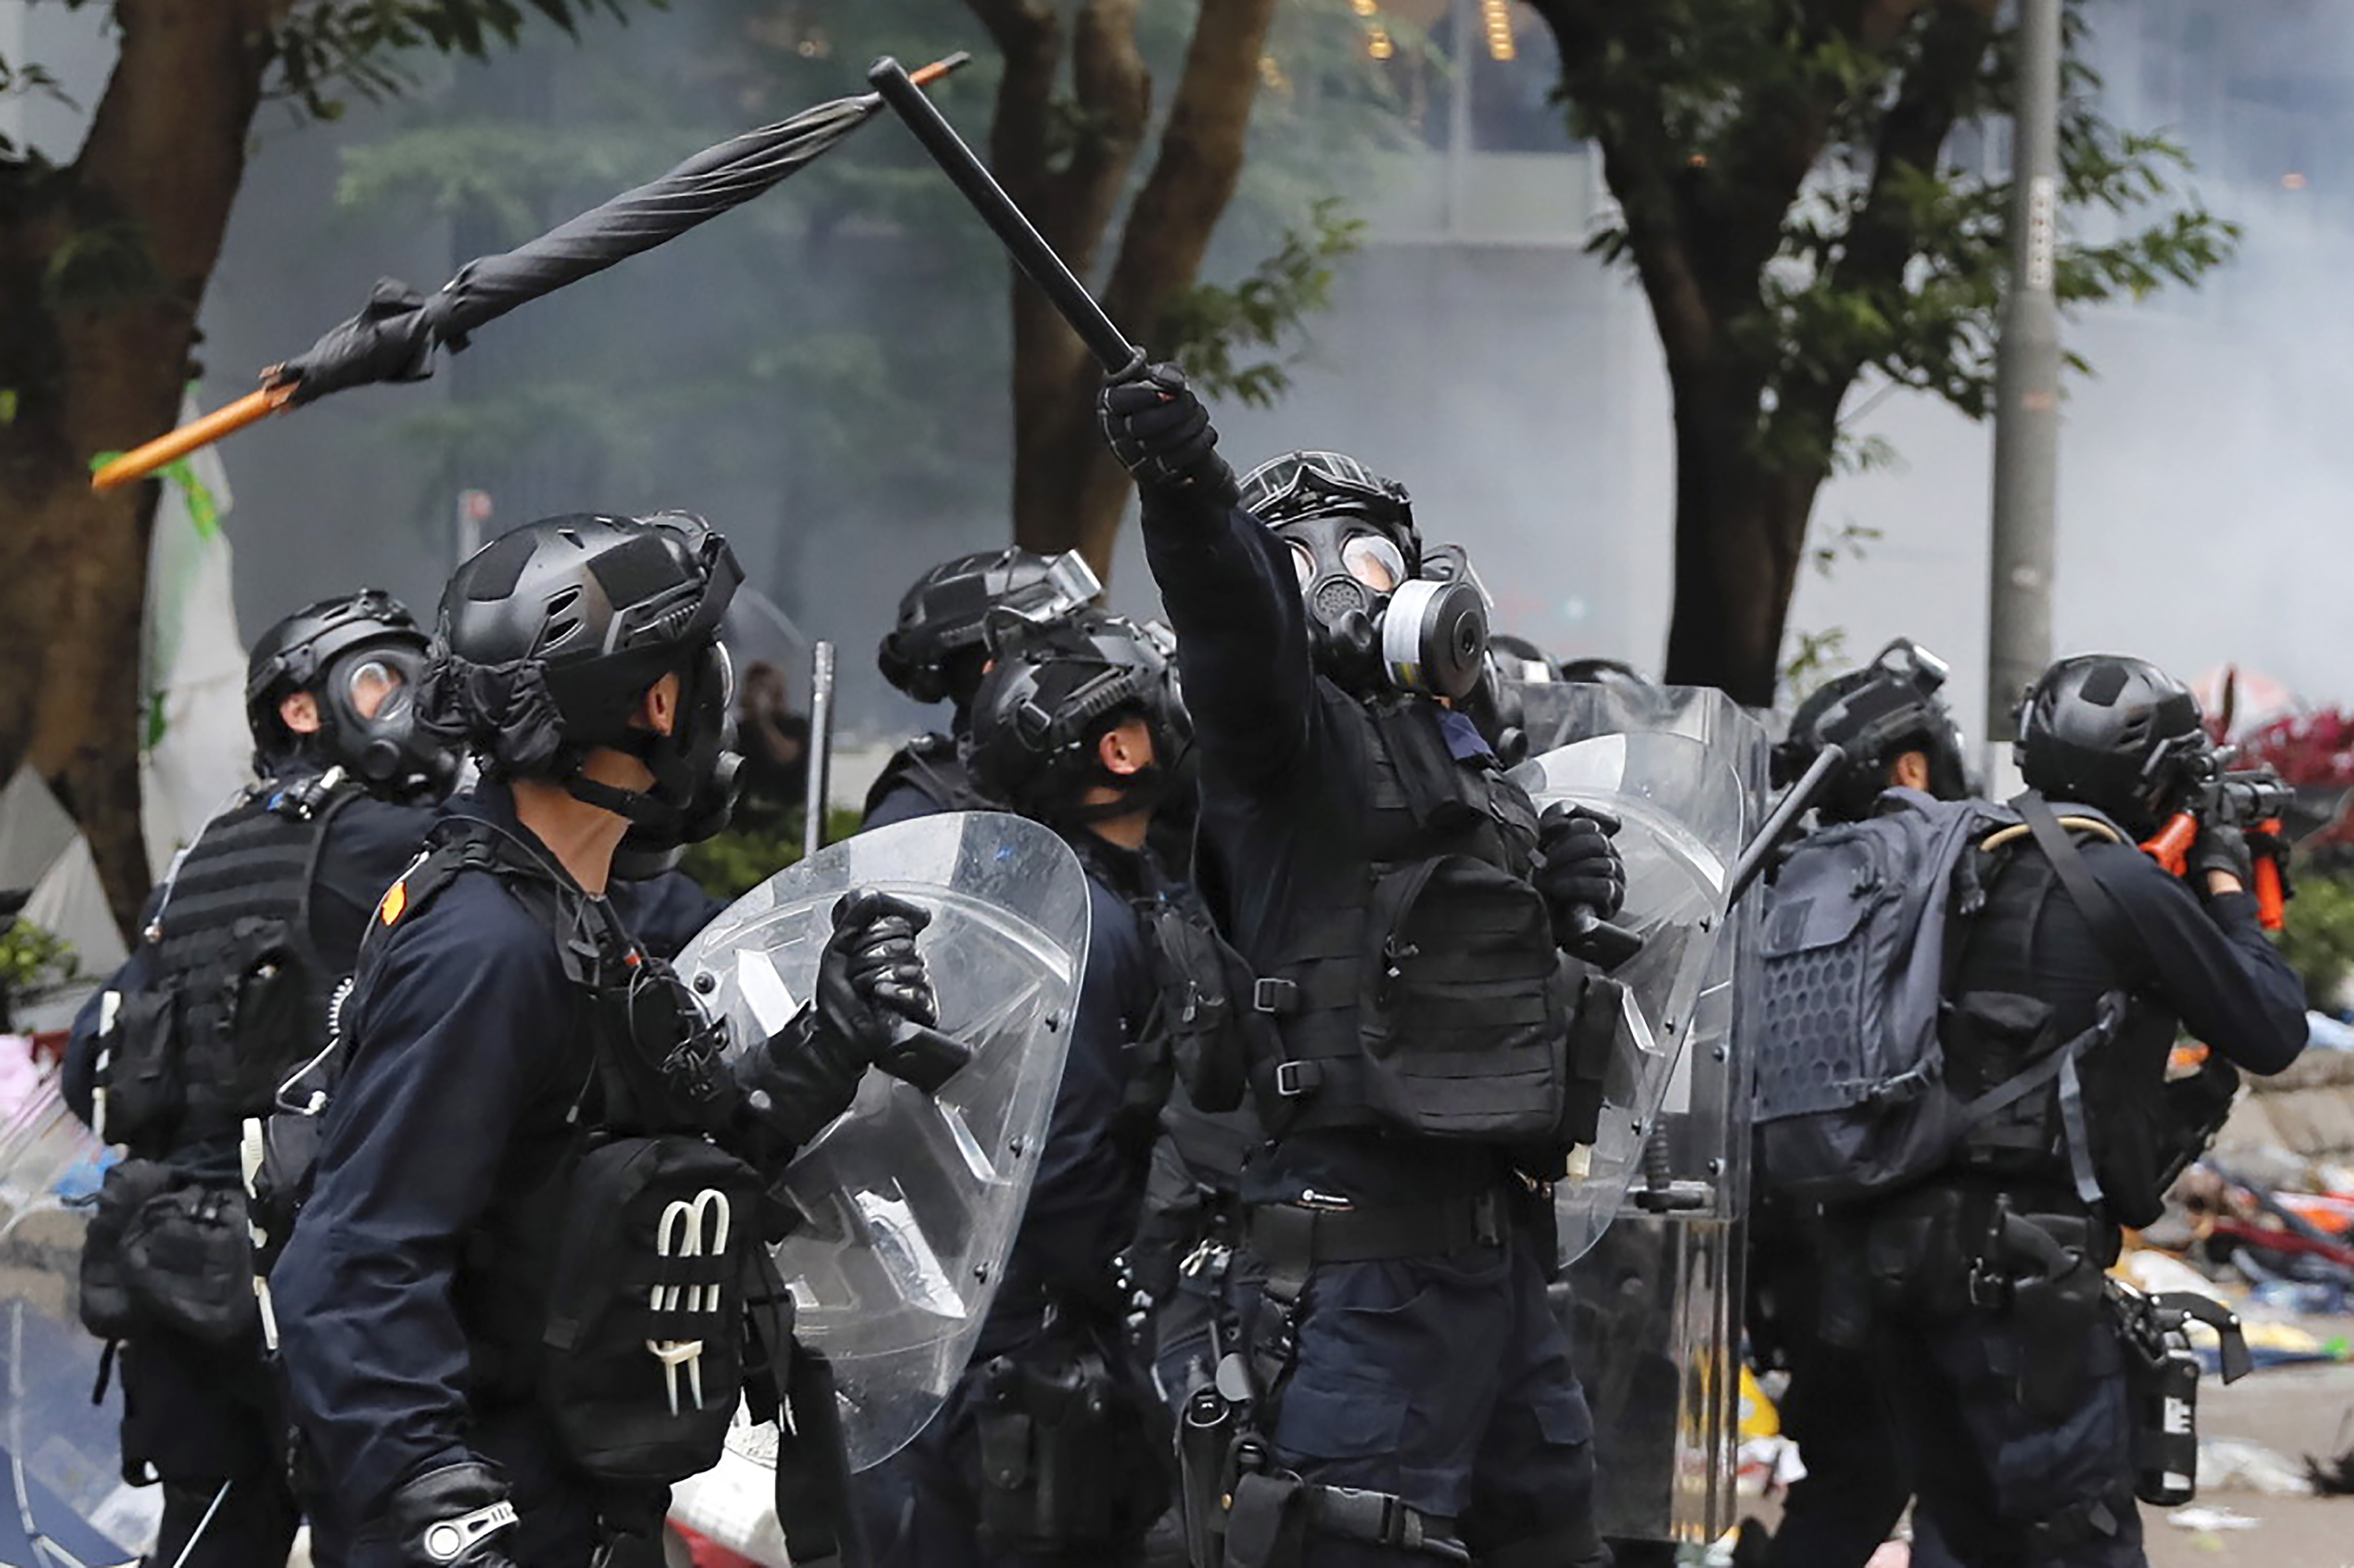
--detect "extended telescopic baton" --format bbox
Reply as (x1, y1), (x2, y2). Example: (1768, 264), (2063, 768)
(867, 56), (1140, 371)
(1726, 742), (1848, 905)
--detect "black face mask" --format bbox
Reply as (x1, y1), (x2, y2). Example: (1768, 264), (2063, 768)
(1274, 518), (1488, 701)
(598, 642), (744, 867)
(317, 643), (460, 803)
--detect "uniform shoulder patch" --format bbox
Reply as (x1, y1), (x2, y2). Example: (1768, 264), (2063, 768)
(378, 878), (409, 926)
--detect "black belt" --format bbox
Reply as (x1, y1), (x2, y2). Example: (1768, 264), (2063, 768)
(1247, 1190), (1503, 1271)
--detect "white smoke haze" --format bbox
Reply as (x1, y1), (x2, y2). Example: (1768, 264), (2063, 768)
(7, 0), (2347, 748)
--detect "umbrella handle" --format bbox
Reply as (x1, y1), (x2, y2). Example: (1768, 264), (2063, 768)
(90, 383), (295, 492)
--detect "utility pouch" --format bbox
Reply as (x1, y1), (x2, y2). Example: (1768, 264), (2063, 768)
(119, 1178), (259, 1346)
(216, 917), (318, 1117)
(1863, 1186), (1980, 1319)
(96, 985), (182, 1151)
(538, 1133), (765, 1485)
(1556, 973), (1623, 1151)
(1222, 1459), (1307, 1568)
(972, 1335), (1171, 1555)
(77, 1158), (174, 1339)
(1356, 855), (1568, 1140)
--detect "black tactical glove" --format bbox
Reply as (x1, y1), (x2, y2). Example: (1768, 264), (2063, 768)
(1534, 803), (1628, 936)
(741, 889), (937, 1151)
(386, 1459), (519, 1568)
(1098, 358), (1240, 506)
(2189, 819), (2253, 889)
(2249, 823), (2296, 902)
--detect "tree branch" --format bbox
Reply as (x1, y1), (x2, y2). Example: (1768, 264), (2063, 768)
(1099, 0), (1280, 340)
(1529, 0), (1716, 374)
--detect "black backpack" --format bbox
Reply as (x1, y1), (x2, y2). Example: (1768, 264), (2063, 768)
(1755, 791), (2134, 1207)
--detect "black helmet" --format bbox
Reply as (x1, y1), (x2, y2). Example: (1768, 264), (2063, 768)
(245, 589), (457, 801)
(419, 511), (744, 844)
(1489, 633), (1564, 685)
(967, 610), (1189, 825)
(877, 548), (1101, 711)
(2015, 653), (2209, 837)
(1774, 638), (1971, 822)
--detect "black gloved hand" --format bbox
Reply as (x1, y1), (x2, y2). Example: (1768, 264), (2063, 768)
(740, 889), (936, 1153)
(1534, 804), (1627, 934)
(385, 1459), (519, 1568)
(2249, 825), (2296, 902)
(815, 888), (937, 1050)
(1098, 358), (1239, 506)
(2189, 819), (2254, 888)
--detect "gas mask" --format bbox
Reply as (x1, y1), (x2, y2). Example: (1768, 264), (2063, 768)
(1274, 517), (1489, 701)
(614, 641), (744, 866)
(317, 641), (460, 803)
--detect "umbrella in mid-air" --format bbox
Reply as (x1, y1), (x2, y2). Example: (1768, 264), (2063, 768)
(93, 52), (969, 492)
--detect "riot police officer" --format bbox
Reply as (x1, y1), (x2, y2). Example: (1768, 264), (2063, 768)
(1862, 654), (2306, 1567)
(1752, 637), (1969, 1568)
(270, 513), (941, 1568)
(1100, 365), (1628, 1567)
(64, 588), (456, 1568)
(857, 608), (1204, 1566)
(865, 547), (1101, 826)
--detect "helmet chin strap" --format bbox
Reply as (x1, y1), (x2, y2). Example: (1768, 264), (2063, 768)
(559, 728), (692, 831)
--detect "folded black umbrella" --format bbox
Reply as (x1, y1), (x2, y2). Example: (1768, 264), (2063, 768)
(93, 53), (969, 490)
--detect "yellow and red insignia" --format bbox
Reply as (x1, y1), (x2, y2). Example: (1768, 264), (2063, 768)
(378, 879), (409, 927)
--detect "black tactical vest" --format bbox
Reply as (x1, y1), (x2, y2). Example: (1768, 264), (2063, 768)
(102, 773), (363, 1156)
(863, 733), (996, 819)
(1942, 830), (2201, 1226)
(1249, 689), (1571, 1142)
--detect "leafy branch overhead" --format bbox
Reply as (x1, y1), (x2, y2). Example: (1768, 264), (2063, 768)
(1526, 0), (2237, 700)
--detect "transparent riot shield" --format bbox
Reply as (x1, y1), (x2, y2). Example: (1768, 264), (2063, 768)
(675, 812), (1088, 1472)
(0, 1044), (159, 1563)
(1508, 684), (1766, 1550)
(1508, 685), (1765, 1263)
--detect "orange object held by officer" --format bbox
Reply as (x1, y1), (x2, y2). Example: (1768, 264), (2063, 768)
(2138, 767), (2293, 931)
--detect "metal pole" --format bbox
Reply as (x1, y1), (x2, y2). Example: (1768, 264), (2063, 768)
(803, 640), (835, 861)
(1984, 0), (2064, 774)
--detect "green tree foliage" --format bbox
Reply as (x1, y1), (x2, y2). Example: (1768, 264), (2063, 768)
(1525, 0), (2237, 702)
(0, 0), (655, 941)
(2273, 873), (2354, 1013)
(327, 0), (1398, 578)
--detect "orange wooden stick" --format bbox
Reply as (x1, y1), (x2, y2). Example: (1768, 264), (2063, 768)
(90, 382), (296, 492)
(909, 53), (968, 87)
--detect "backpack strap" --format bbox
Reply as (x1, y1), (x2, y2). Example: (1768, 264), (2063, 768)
(2000, 793), (2141, 1206)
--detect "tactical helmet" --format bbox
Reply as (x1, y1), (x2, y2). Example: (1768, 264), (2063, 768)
(420, 511), (744, 844)
(877, 548), (1102, 710)
(245, 589), (457, 800)
(2015, 653), (2209, 837)
(1237, 450), (1420, 572)
(967, 610), (1189, 824)
(1489, 633), (1563, 685)
(1775, 637), (1971, 822)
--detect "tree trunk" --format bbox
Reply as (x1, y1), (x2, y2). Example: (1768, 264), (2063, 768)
(984, 0), (1279, 582)
(1658, 373), (1821, 706)
(0, 0), (284, 940)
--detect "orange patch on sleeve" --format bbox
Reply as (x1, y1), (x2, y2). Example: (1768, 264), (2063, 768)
(379, 880), (408, 926)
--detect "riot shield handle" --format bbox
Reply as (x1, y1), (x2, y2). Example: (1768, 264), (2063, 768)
(873, 1017), (974, 1094)
(1561, 907), (1643, 970)
(1727, 741), (1848, 905)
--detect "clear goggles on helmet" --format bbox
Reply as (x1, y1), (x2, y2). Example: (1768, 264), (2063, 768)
(1286, 530), (1408, 593)
(1870, 636), (1950, 696)
(990, 551), (1103, 635)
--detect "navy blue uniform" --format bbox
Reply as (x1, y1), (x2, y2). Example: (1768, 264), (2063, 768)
(63, 779), (435, 1568)
(863, 733), (992, 830)
(1137, 497), (1598, 1562)
(1878, 843), (2305, 1568)
(857, 836), (1163, 1568)
(611, 867), (726, 959)
(271, 786), (613, 1568)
